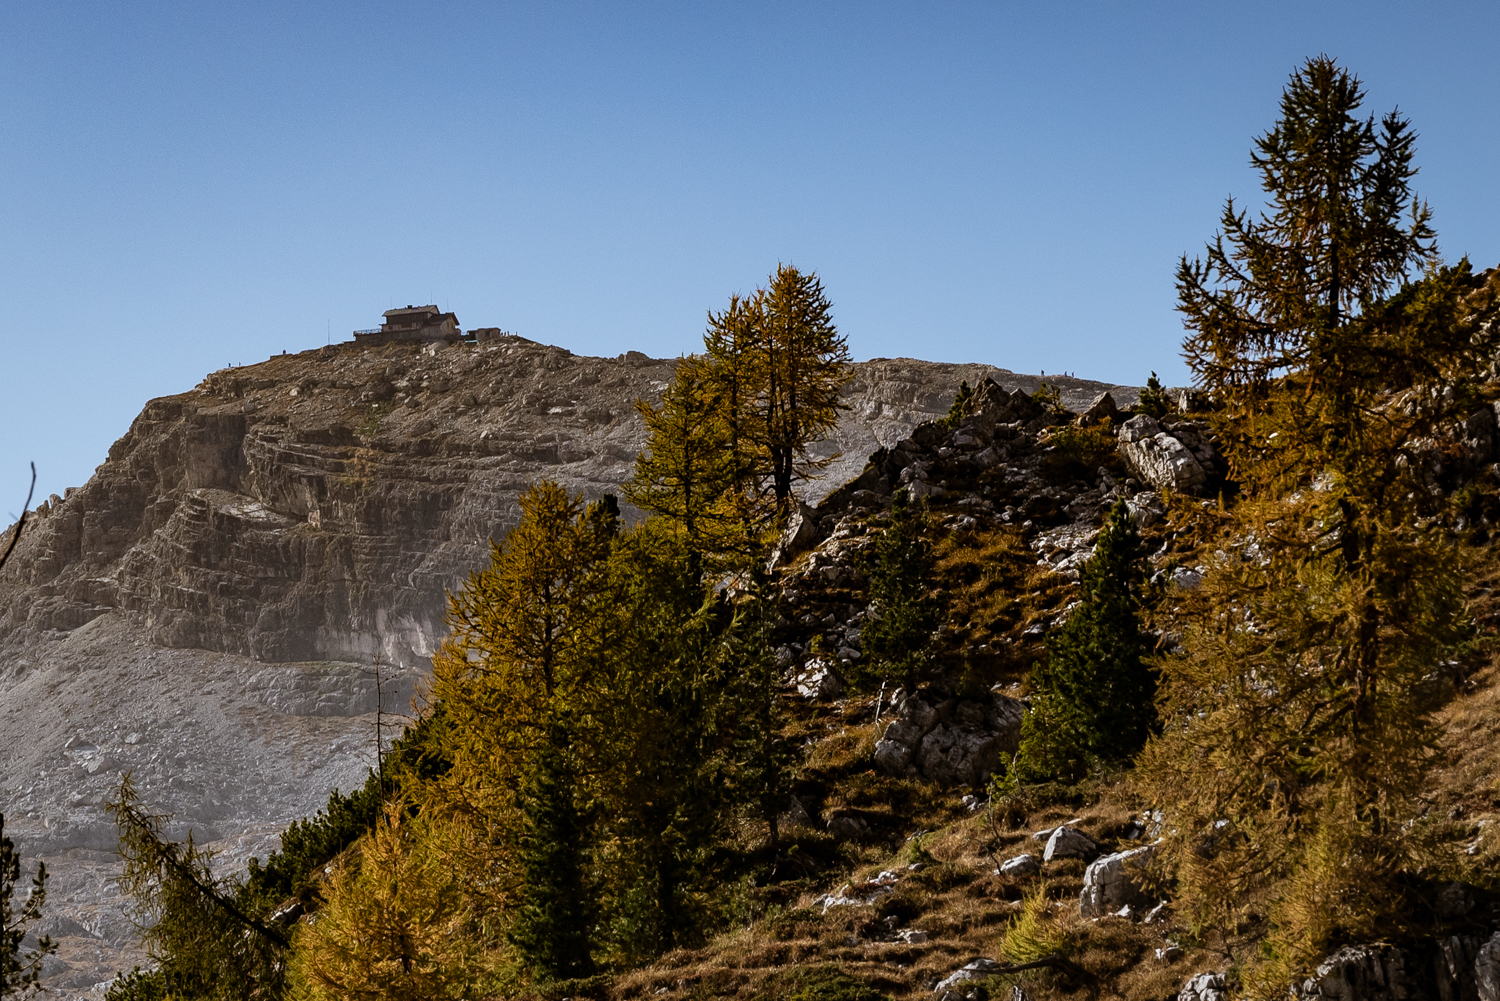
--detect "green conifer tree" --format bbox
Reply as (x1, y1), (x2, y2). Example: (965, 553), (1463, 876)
(724, 576), (796, 850)
(938, 380), (973, 430)
(601, 526), (731, 960)
(1135, 372), (1173, 419)
(2, 813), (54, 999)
(507, 717), (598, 982)
(859, 488), (940, 691)
(108, 778), (289, 1000)
(1010, 500), (1153, 785)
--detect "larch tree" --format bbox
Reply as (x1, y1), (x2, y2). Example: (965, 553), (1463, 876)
(632, 265), (852, 571)
(754, 264), (853, 509)
(288, 804), (489, 1001)
(625, 355), (738, 578)
(428, 484), (622, 980)
(1144, 55), (1486, 984)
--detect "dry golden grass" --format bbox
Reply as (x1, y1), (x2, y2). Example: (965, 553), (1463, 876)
(605, 777), (1228, 1001)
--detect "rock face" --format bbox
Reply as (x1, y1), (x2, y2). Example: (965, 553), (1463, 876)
(1295, 944), (1411, 1001)
(0, 335), (1138, 990)
(1178, 972), (1228, 1001)
(1290, 934), (1500, 1001)
(1079, 843), (1156, 917)
(874, 688), (1026, 787)
(1042, 825), (1097, 861)
(1117, 414), (1223, 495)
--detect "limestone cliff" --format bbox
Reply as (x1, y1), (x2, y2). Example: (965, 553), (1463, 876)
(0, 334), (1135, 991)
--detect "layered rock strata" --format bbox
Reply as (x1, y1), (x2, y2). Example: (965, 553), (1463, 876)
(0, 336), (1137, 992)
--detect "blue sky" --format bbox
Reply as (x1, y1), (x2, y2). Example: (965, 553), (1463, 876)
(3, 1), (1498, 504)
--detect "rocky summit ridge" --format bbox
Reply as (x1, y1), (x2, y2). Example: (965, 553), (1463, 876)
(0, 334), (1138, 992)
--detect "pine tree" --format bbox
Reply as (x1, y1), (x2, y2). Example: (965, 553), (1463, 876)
(1135, 372), (1173, 420)
(1, 813), (54, 999)
(859, 488), (940, 692)
(938, 380), (973, 430)
(1010, 500), (1153, 785)
(507, 717), (598, 982)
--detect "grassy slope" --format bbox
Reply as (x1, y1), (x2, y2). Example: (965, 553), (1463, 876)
(598, 477), (1500, 1001)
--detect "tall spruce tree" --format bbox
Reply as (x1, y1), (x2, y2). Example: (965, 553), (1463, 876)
(1010, 499), (1153, 785)
(723, 575), (796, 851)
(602, 525), (732, 960)
(2, 813), (54, 999)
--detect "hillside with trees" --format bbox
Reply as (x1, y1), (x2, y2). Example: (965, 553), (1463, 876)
(11, 56), (1500, 1001)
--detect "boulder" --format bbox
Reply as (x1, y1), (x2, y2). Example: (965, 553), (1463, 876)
(1118, 417), (1208, 495)
(1126, 490), (1167, 529)
(937, 958), (1008, 991)
(916, 724), (1002, 788)
(1079, 392), (1120, 426)
(873, 691), (1024, 786)
(1079, 844), (1156, 917)
(1043, 826), (1096, 861)
(792, 659), (844, 700)
(1477, 932), (1500, 1001)
(772, 501), (823, 565)
(1436, 934), (1480, 1001)
(1178, 972), (1228, 1001)
(825, 813), (869, 841)
(873, 738), (914, 774)
(999, 854), (1040, 877)
(1296, 944), (1408, 1001)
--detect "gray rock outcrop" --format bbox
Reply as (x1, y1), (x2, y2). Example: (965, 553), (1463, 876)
(1476, 932), (1500, 1001)
(999, 853), (1040, 877)
(1178, 972), (1228, 1001)
(874, 689), (1026, 787)
(1295, 944), (1410, 1001)
(937, 958), (1008, 991)
(1043, 825), (1097, 861)
(1117, 415), (1221, 495)
(1079, 843), (1156, 917)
